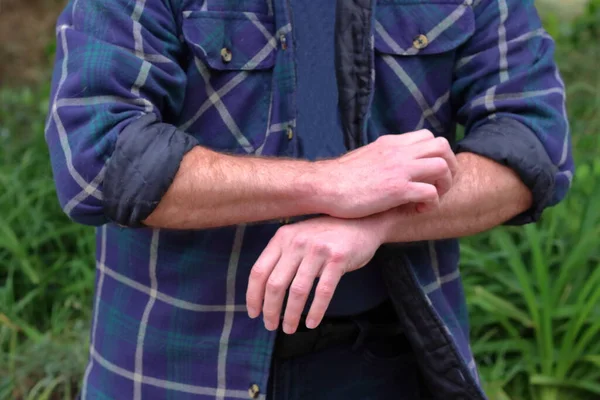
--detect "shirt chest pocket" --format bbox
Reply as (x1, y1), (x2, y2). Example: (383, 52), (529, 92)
(371, 0), (475, 136)
(180, 10), (277, 153)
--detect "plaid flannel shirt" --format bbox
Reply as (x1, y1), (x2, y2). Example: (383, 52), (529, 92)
(45, 0), (573, 399)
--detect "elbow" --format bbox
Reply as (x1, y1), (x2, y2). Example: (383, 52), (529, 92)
(102, 114), (198, 228)
(456, 117), (563, 225)
(57, 189), (109, 227)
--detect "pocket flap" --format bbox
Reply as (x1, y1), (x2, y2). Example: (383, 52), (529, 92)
(375, 1), (475, 56)
(182, 11), (276, 70)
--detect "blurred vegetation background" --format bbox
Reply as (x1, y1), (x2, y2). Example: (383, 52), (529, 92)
(0, 0), (599, 399)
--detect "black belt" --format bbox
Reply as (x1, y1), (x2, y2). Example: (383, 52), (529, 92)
(273, 301), (408, 359)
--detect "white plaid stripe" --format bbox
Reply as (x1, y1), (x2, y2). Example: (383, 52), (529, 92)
(497, 0), (509, 83)
(217, 225), (247, 400)
(134, 229), (160, 400)
(376, 2), (470, 133)
(131, 3), (162, 396)
(554, 69), (571, 168)
(266, 0), (273, 16)
(193, 58), (256, 153)
(375, 0), (471, 56)
(245, 12), (275, 44)
(63, 166), (106, 215)
(255, 89), (275, 155)
(423, 270), (461, 294)
(98, 261), (247, 312)
(49, 25), (103, 200)
(472, 88), (564, 109)
(81, 225), (108, 399)
(132, 61), (152, 100)
(56, 96), (151, 108)
(179, 24), (290, 132)
(414, 91), (450, 131)
(381, 55), (443, 132)
(455, 28), (551, 71)
(374, 20), (407, 54)
(52, 2), (160, 215)
(180, 22), (291, 152)
(89, 347), (266, 399)
(428, 241), (442, 287)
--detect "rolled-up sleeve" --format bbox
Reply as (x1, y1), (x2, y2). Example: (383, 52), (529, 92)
(45, 0), (197, 227)
(452, 0), (574, 224)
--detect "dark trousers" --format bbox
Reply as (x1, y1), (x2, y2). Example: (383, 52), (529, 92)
(267, 302), (432, 400)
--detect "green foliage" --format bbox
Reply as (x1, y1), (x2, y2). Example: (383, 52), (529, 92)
(462, 4), (600, 398)
(0, 84), (95, 399)
(463, 170), (600, 400)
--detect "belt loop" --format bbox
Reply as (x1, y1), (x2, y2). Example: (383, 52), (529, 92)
(351, 318), (371, 352)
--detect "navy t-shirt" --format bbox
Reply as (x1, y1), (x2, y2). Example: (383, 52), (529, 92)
(290, 1), (389, 316)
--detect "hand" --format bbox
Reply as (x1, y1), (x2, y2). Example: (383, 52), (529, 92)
(314, 130), (457, 218)
(245, 215), (385, 334)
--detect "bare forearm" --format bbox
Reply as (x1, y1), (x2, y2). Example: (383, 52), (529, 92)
(142, 131), (461, 230)
(376, 152), (533, 243)
(143, 146), (320, 229)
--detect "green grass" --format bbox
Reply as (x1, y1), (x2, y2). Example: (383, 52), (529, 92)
(460, 10), (600, 399)
(1, 3), (599, 400)
(0, 86), (95, 399)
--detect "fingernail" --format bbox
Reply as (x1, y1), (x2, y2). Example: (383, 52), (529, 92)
(283, 323), (295, 334)
(305, 318), (317, 329)
(247, 307), (258, 319)
(264, 320), (276, 331)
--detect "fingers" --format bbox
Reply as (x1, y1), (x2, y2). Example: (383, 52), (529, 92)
(305, 264), (344, 329)
(402, 182), (440, 211)
(377, 129), (434, 146)
(409, 137), (458, 178)
(407, 157), (453, 197)
(246, 242), (282, 319)
(261, 250), (304, 331)
(282, 255), (324, 334)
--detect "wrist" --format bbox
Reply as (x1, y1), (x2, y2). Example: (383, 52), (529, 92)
(298, 159), (338, 215)
(359, 211), (395, 245)
(291, 160), (331, 215)
(369, 206), (416, 244)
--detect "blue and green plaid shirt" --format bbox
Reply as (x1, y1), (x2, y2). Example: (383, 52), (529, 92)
(45, 0), (573, 399)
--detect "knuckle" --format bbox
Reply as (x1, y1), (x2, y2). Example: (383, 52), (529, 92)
(310, 242), (330, 257)
(249, 266), (268, 281)
(263, 310), (279, 319)
(431, 157), (449, 173)
(289, 282), (310, 297)
(316, 284), (335, 298)
(246, 294), (260, 304)
(277, 225), (293, 239)
(417, 129), (435, 139)
(328, 250), (347, 265)
(266, 278), (285, 294)
(434, 136), (451, 152)
(291, 234), (308, 249)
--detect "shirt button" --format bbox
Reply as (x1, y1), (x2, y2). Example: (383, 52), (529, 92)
(279, 34), (288, 50)
(286, 126), (293, 140)
(412, 34), (429, 50)
(248, 383), (260, 399)
(221, 47), (232, 63)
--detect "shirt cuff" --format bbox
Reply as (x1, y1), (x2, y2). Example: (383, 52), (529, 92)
(103, 113), (198, 227)
(455, 117), (558, 225)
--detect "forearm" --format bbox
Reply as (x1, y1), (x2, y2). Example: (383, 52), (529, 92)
(376, 152), (533, 243)
(143, 146), (321, 229)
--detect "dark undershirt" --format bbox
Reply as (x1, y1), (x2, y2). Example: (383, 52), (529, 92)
(290, 0), (388, 316)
